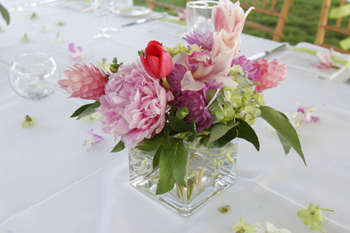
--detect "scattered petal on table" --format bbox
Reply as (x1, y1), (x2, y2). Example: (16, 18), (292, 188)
(83, 129), (105, 151)
(21, 115), (35, 128)
(29, 12), (38, 20)
(253, 222), (291, 233)
(69, 42), (85, 60)
(20, 33), (31, 43)
(297, 203), (334, 233)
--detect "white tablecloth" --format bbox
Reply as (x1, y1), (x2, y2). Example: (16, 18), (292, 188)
(0, 2), (349, 233)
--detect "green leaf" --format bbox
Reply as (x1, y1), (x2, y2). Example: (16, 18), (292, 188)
(111, 140), (125, 152)
(340, 36), (350, 51)
(329, 4), (350, 19)
(208, 121), (238, 144)
(156, 144), (176, 194)
(277, 132), (292, 154)
(135, 135), (160, 152)
(217, 129), (238, 147)
(0, 4), (10, 25)
(172, 139), (188, 187)
(188, 120), (197, 142)
(70, 101), (101, 120)
(168, 115), (190, 132)
(260, 106), (306, 165)
(236, 119), (260, 151)
(159, 126), (171, 149)
(152, 146), (162, 169)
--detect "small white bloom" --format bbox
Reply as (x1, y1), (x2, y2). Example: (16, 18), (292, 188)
(253, 222), (291, 233)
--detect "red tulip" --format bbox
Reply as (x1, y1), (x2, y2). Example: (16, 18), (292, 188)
(140, 40), (173, 79)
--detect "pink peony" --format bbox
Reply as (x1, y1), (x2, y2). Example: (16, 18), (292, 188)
(59, 64), (108, 100)
(253, 58), (287, 93)
(98, 59), (173, 147)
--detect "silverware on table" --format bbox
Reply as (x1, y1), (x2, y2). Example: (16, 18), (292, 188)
(248, 43), (288, 61)
(121, 12), (168, 27)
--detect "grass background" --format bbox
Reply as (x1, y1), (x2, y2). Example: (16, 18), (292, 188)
(134, 0), (349, 47)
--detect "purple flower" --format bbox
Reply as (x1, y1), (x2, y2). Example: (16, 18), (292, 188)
(173, 87), (213, 132)
(167, 64), (187, 94)
(183, 30), (214, 51)
(167, 64), (222, 132)
(231, 55), (261, 82)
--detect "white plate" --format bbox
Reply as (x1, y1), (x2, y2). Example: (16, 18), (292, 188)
(277, 42), (350, 81)
(115, 6), (151, 17)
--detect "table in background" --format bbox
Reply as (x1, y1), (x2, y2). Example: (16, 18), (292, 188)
(0, 2), (349, 233)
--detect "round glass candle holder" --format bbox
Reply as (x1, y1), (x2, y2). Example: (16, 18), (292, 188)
(8, 53), (60, 100)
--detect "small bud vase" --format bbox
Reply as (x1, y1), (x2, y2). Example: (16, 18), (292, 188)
(129, 139), (238, 217)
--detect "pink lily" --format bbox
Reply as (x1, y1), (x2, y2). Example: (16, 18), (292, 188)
(212, 0), (253, 35)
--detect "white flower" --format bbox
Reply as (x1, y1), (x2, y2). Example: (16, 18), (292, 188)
(253, 222), (291, 233)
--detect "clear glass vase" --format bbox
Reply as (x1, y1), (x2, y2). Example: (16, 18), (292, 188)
(129, 139), (238, 217)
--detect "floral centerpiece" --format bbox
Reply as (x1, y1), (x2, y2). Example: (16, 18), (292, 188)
(59, 0), (305, 216)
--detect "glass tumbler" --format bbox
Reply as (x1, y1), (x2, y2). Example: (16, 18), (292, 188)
(8, 53), (60, 100)
(186, 1), (218, 33)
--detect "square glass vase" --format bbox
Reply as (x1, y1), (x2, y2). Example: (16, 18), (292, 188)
(129, 139), (238, 217)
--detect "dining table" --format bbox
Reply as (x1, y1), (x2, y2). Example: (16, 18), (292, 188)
(0, 1), (350, 233)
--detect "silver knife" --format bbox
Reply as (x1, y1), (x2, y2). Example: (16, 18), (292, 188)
(121, 13), (168, 27)
(248, 43), (288, 61)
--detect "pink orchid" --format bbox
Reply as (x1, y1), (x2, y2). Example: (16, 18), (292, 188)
(69, 42), (85, 60)
(173, 50), (237, 91)
(212, 0), (253, 35)
(297, 105), (321, 124)
(312, 48), (334, 69)
(83, 129), (105, 151)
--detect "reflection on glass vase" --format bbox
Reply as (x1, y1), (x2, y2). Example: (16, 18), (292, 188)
(129, 139), (238, 217)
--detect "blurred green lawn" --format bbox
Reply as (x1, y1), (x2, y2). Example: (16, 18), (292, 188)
(134, 0), (348, 47)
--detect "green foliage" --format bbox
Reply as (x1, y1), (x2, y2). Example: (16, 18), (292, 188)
(235, 119), (260, 151)
(70, 101), (101, 120)
(111, 140), (125, 152)
(109, 57), (123, 73)
(208, 121), (238, 145)
(0, 4), (10, 25)
(297, 203), (334, 233)
(156, 138), (188, 194)
(260, 106), (306, 165)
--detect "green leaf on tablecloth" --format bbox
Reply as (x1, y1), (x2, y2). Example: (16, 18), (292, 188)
(172, 139), (187, 187)
(169, 115), (190, 132)
(136, 135), (161, 152)
(236, 118), (260, 151)
(111, 140), (125, 153)
(0, 4), (10, 25)
(70, 101), (100, 119)
(208, 121), (238, 145)
(260, 106), (306, 165)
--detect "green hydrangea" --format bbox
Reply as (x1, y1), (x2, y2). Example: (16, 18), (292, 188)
(164, 43), (189, 57)
(209, 74), (264, 125)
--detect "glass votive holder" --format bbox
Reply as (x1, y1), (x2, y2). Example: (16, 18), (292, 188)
(8, 52), (60, 100)
(186, 1), (218, 33)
